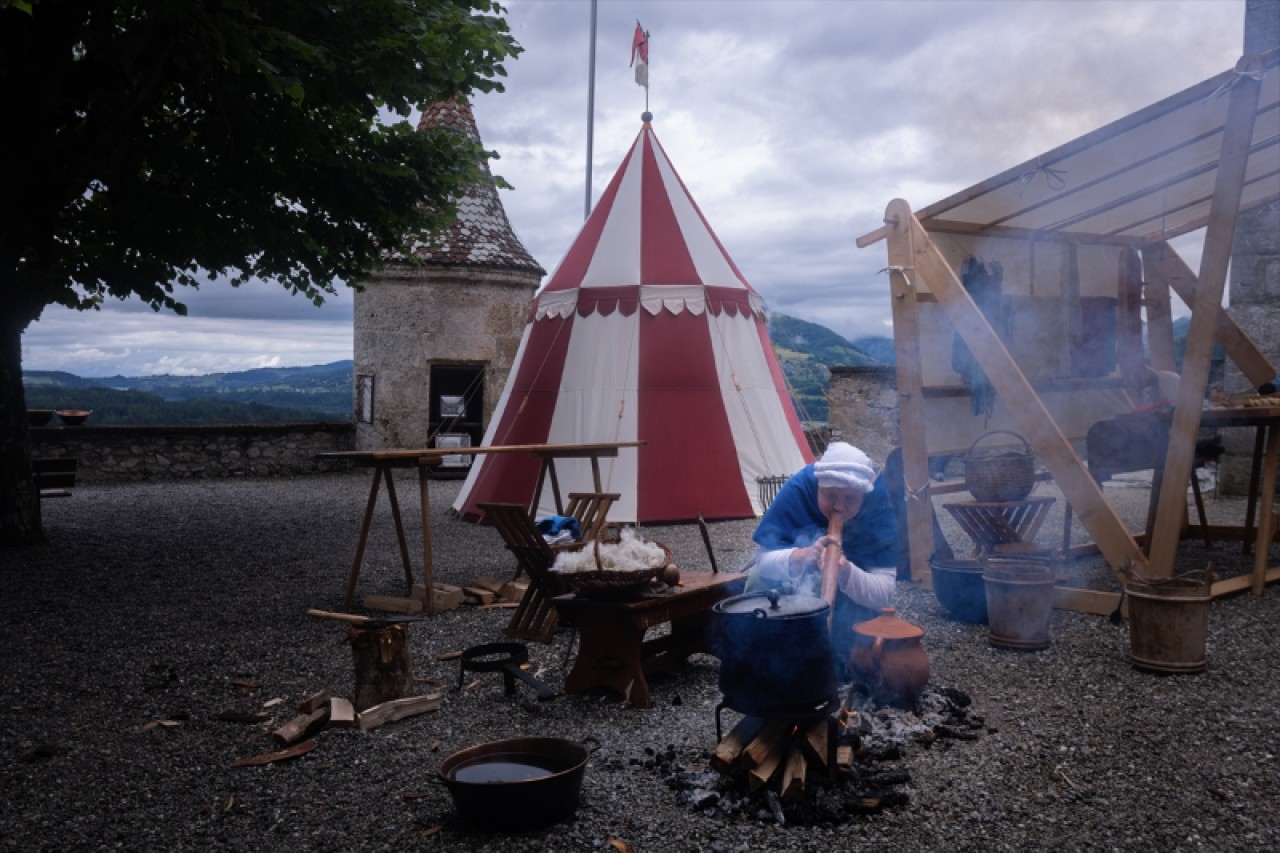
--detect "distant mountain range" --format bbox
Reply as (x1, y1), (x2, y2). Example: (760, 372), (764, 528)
(23, 361), (353, 425)
(768, 314), (893, 423)
(24, 318), (892, 425)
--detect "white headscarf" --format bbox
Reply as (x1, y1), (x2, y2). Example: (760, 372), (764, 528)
(813, 442), (876, 494)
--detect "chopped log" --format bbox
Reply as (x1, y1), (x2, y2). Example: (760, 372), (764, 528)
(231, 738), (317, 767)
(477, 601), (520, 610)
(780, 745), (807, 802)
(711, 716), (764, 773)
(347, 623), (413, 712)
(837, 744), (854, 775)
(498, 579), (529, 603)
(272, 707), (329, 745)
(471, 576), (507, 595)
(329, 697), (356, 728)
(748, 746), (785, 792)
(801, 718), (830, 772)
(414, 583), (466, 612)
(462, 587), (497, 605)
(356, 693), (442, 730)
(743, 721), (789, 769)
(361, 594), (423, 615)
(296, 690), (331, 714)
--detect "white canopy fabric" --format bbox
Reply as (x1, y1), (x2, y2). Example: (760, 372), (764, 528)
(910, 52), (1280, 245)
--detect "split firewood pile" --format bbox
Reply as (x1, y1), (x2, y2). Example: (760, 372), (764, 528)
(361, 575), (529, 616)
(661, 686), (984, 825)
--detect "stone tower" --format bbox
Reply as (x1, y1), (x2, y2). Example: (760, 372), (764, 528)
(353, 97), (543, 455)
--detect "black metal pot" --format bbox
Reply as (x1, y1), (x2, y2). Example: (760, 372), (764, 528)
(713, 589), (837, 717)
(438, 737), (592, 830)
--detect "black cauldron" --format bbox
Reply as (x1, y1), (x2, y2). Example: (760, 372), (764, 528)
(713, 589), (837, 718)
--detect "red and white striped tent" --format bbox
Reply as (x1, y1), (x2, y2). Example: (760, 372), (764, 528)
(453, 121), (813, 523)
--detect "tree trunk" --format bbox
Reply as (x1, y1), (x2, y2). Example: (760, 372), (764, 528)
(0, 304), (41, 547)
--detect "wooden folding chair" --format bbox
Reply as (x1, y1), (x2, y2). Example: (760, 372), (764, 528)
(559, 491), (621, 545)
(478, 502), (570, 644)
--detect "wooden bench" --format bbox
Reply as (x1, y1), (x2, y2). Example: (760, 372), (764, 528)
(551, 572), (746, 708)
(33, 457), (77, 499)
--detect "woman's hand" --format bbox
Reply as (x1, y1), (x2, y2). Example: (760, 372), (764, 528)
(790, 535), (838, 573)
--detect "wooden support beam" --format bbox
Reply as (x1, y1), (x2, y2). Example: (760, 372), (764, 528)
(1141, 242), (1275, 387)
(884, 203), (940, 584)
(894, 199), (1147, 581)
(1148, 68), (1264, 579)
(1139, 249), (1176, 374)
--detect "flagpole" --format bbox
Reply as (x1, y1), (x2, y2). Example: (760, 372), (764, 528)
(584, 0), (597, 221)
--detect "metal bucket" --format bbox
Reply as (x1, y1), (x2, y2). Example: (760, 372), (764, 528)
(983, 561), (1055, 651)
(1126, 577), (1211, 674)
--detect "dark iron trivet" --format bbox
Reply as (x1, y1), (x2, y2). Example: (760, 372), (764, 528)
(458, 641), (556, 702)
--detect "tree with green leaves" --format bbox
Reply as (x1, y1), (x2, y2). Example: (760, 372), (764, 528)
(0, 0), (521, 544)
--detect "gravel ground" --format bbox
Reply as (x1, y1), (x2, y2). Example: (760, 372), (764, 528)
(2, 471), (1277, 852)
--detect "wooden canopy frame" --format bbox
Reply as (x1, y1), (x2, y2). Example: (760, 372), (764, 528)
(858, 50), (1280, 613)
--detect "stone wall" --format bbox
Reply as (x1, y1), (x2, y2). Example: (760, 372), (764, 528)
(827, 365), (898, 465)
(29, 423), (355, 483)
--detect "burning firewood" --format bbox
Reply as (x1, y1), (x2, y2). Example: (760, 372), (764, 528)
(711, 716), (764, 773)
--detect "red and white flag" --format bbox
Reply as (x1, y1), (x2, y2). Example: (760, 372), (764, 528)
(630, 23), (648, 89)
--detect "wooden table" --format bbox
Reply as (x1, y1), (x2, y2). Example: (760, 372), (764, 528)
(318, 441), (644, 614)
(1185, 404), (1280, 597)
(943, 497), (1056, 558)
(551, 572), (746, 708)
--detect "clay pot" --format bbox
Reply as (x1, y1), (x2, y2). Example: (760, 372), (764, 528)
(849, 608), (929, 708)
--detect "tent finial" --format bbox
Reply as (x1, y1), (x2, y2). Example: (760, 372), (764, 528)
(641, 111), (653, 124)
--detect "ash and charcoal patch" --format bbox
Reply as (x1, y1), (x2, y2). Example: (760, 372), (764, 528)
(642, 685), (983, 827)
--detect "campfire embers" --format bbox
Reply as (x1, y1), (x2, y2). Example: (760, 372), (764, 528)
(674, 684), (983, 826)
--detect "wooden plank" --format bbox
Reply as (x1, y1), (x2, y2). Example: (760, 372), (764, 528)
(231, 739), (317, 767)
(1138, 248), (1178, 373)
(885, 199), (939, 584)
(1147, 70), (1264, 579)
(272, 707), (329, 746)
(357, 694), (443, 730)
(361, 594), (423, 616)
(1212, 566), (1280, 597)
(902, 205), (1146, 580)
(1142, 242), (1275, 387)
(1052, 586), (1121, 616)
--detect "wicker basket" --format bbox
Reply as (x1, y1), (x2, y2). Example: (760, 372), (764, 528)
(963, 431), (1036, 502)
(557, 534), (672, 599)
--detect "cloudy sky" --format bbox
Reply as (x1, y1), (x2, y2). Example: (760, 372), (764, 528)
(21, 0), (1249, 377)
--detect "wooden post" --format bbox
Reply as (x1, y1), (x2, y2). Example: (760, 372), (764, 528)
(1148, 63), (1264, 579)
(883, 200), (939, 585)
(418, 462), (435, 616)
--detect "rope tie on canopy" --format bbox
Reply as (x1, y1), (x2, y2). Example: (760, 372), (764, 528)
(1204, 65), (1270, 102)
(1018, 157), (1068, 194)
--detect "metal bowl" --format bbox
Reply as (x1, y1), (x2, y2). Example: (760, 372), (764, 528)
(56, 410), (91, 426)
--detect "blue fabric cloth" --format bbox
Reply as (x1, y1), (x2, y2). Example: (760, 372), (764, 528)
(535, 515), (581, 539)
(749, 463), (899, 674)
(752, 463), (898, 571)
